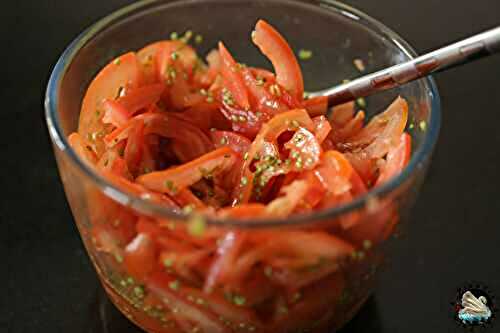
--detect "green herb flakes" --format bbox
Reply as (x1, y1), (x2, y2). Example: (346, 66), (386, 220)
(233, 294), (246, 306)
(164, 180), (177, 194)
(356, 97), (367, 109)
(195, 34), (203, 44)
(188, 215), (206, 237)
(298, 49), (313, 60)
(419, 120), (427, 131)
(170, 32), (179, 40)
(169, 280), (180, 290)
(163, 258), (174, 267)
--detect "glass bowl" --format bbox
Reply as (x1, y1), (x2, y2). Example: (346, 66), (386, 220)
(45, 0), (441, 332)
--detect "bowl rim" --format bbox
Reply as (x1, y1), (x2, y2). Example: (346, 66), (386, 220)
(45, 0), (441, 228)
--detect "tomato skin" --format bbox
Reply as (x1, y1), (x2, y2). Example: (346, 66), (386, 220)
(124, 232), (157, 281)
(218, 42), (251, 110)
(376, 133), (412, 185)
(137, 147), (237, 195)
(146, 272), (233, 333)
(252, 20), (304, 101)
(79, 52), (142, 157)
(211, 130), (251, 155)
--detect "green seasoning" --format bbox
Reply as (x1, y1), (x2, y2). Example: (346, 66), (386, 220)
(298, 49), (313, 60)
(169, 280), (180, 290)
(356, 97), (367, 109)
(170, 31), (179, 40)
(419, 120), (427, 131)
(164, 180), (177, 194)
(233, 294), (246, 306)
(188, 215), (206, 237)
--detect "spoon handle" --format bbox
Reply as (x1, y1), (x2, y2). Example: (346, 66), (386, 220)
(312, 25), (500, 108)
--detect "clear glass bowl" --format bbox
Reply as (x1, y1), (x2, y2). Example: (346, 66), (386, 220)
(45, 0), (441, 332)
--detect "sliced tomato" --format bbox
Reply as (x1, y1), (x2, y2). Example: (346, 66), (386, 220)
(218, 204), (267, 219)
(104, 113), (213, 160)
(235, 109), (314, 203)
(174, 188), (207, 210)
(266, 180), (310, 217)
(348, 96), (408, 158)
(376, 133), (412, 185)
(218, 42), (251, 110)
(344, 152), (378, 187)
(104, 84), (165, 124)
(174, 102), (230, 131)
(124, 119), (145, 175)
(330, 101), (355, 127)
(123, 232), (157, 280)
(79, 52), (142, 157)
(137, 40), (196, 83)
(180, 286), (266, 330)
(271, 274), (345, 332)
(137, 147), (237, 195)
(304, 96), (328, 117)
(312, 115), (332, 144)
(342, 200), (398, 246)
(68, 133), (97, 166)
(284, 127), (322, 171)
(211, 130), (251, 155)
(146, 272), (233, 333)
(204, 231), (246, 292)
(315, 150), (353, 196)
(102, 99), (130, 128)
(252, 20), (304, 101)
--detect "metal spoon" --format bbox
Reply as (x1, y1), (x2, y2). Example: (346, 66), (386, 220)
(310, 25), (500, 111)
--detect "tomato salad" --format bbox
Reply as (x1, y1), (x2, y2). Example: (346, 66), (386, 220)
(69, 20), (411, 333)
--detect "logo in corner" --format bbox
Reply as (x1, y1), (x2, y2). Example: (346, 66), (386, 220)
(453, 282), (496, 329)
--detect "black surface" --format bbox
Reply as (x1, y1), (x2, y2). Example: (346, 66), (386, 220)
(3, 1), (500, 332)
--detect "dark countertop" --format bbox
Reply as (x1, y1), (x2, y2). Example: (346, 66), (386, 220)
(3, 1), (500, 332)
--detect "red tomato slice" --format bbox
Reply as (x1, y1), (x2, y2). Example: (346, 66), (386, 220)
(204, 231), (246, 292)
(312, 115), (332, 144)
(68, 133), (97, 166)
(137, 147), (237, 195)
(376, 133), (412, 185)
(284, 127), (322, 172)
(146, 273), (233, 333)
(102, 99), (130, 128)
(252, 20), (304, 101)
(174, 102), (230, 131)
(102, 84), (165, 126)
(266, 180), (310, 217)
(304, 96), (328, 117)
(330, 101), (355, 127)
(124, 232), (157, 280)
(315, 150), (353, 196)
(271, 274), (345, 332)
(79, 52), (142, 157)
(174, 188), (207, 210)
(211, 130), (252, 155)
(179, 286), (266, 330)
(218, 203), (267, 219)
(137, 40), (196, 83)
(104, 113), (213, 160)
(124, 119), (145, 175)
(348, 96), (408, 158)
(235, 109), (314, 203)
(218, 42), (251, 110)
